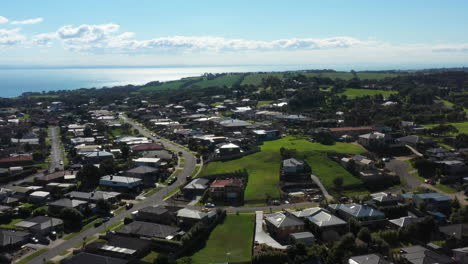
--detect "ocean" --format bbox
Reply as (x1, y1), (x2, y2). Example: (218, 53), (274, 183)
(0, 65), (319, 98)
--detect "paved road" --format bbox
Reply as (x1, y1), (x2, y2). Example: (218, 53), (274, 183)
(25, 117), (197, 264)
(385, 158), (421, 190)
(49, 126), (64, 173)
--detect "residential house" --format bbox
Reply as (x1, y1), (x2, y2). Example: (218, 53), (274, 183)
(208, 178), (244, 203)
(282, 158), (306, 175)
(48, 198), (88, 214)
(88, 235), (152, 259)
(0, 155), (33, 168)
(264, 211), (305, 242)
(439, 223), (468, 240)
(99, 175), (143, 192)
(412, 193), (452, 212)
(388, 216), (422, 229)
(135, 205), (176, 225)
(294, 207), (347, 242)
(132, 157), (161, 168)
(348, 254), (390, 264)
(219, 119), (251, 131)
(358, 132), (392, 149)
(396, 135), (432, 147)
(29, 191), (51, 203)
(182, 178), (210, 199)
(399, 245), (453, 264)
(15, 216), (63, 235)
(0, 229), (31, 249)
(117, 221), (180, 240)
(252, 129), (280, 141)
(131, 143), (164, 153)
(216, 143), (241, 156)
(176, 208), (215, 227)
(65, 191), (121, 203)
(125, 166), (158, 186)
(329, 126), (373, 137)
(82, 151), (114, 164)
(435, 160), (468, 175)
(370, 192), (401, 206)
(328, 203), (386, 223)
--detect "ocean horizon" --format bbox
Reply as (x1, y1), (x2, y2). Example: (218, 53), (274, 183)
(0, 64), (460, 98)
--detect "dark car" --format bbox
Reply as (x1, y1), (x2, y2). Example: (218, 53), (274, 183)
(94, 221), (103, 227)
(102, 217), (111, 222)
(126, 203), (134, 209)
(168, 177), (177, 185)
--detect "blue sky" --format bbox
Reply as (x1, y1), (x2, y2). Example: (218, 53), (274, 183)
(1, 0), (468, 68)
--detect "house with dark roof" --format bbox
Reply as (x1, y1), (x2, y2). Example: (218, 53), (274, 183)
(125, 166), (158, 186)
(182, 178), (210, 199)
(48, 198), (88, 214)
(86, 235), (152, 259)
(282, 158), (306, 175)
(0, 229), (30, 249)
(82, 151), (114, 164)
(413, 193), (452, 212)
(388, 216), (422, 229)
(294, 207), (347, 242)
(136, 205), (176, 225)
(328, 203), (386, 223)
(399, 245), (453, 264)
(99, 175), (143, 192)
(348, 254), (390, 264)
(370, 192), (402, 206)
(15, 216), (63, 235)
(439, 223), (468, 240)
(117, 221), (180, 240)
(396, 135), (432, 147)
(452, 247), (468, 264)
(289, 231), (315, 245)
(264, 211), (305, 242)
(61, 252), (129, 264)
(208, 178), (244, 203)
(131, 143), (164, 153)
(176, 208), (216, 227)
(65, 191), (121, 203)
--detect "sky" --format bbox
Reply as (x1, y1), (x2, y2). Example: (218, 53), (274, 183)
(1, 0), (468, 69)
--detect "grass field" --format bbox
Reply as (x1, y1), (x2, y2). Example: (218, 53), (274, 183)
(257, 100), (274, 106)
(241, 73), (285, 86)
(139, 77), (201, 92)
(111, 128), (124, 137)
(200, 136), (366, 205)
(423, 121), (468, 134)
(0, 218), (24, 229)
(357, 72), (400, 80)
(339, 88), (397, 98)
(190, 214), (254, 264)
(303, 72), (355, 80)
(189, 74), (244, 88)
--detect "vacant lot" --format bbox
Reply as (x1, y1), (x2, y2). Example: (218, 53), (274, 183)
(339, 88), (397, 98)
(190, 214), (254, 264)
(200, 136), (365, 205)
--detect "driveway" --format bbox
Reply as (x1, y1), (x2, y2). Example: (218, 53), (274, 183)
(25, 117), (197, 264)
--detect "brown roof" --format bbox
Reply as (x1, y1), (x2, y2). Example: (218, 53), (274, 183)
(131, 143), (163, 152)
(210, 178), (243, 188)
(0, 155), (33, 163)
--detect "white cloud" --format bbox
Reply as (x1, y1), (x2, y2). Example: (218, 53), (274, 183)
(0, 28), (26, 45)
(0, 16), (8, 24)
(32, 32), (57, 46)
(10, 17), (43, 25)
(432, 44), (468, 53)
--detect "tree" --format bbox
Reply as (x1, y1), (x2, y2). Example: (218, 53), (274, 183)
(176, 257), (193, 264)
(77, 164), (101, 188)
(333, 177), (344, 192)
(154, 254), (170, 264)
(59, 208), (83, 231)
(357, 227), (372, 243)
(96, 199), (111, 215)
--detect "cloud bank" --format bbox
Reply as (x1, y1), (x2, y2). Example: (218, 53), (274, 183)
(10, 17), (43, 25)
(0, 28), (25, 45)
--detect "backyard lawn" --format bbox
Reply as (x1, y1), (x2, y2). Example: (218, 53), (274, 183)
(339, 88), (397, 98)
(200, 136), (366, 205)
(190, 214), (254, 264)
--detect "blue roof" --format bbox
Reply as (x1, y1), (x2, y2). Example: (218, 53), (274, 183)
(414, 193), (451, 202)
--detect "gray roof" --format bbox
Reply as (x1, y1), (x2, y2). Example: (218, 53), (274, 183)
(117, 221), (179, 239)
(183, 178), (210, 190)
(290, 231), (315, 240)
(0, 229), (30, 246)
(265, 212), (304, 228)
(349, 254), (390, 264)
(62, 253), (128, 264)
(388, 216), (421, 228)
(401, 245), (453, 264)
(305, 209), (347, 227)
(49, 198), (87, 208)
(177, 208), (214, 220)
(139, 205), (169, 216)
(65, 191), (120, 201)
(282, 158), (304, 168)
(15, 216), (63, 230)
(370, 192), (401, 203)
(219, 119), (251, 127)
(126, 166), (158, 174)
(329, 203), (385, 219)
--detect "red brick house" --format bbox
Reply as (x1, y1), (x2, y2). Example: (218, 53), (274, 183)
(0, 155), (33, 168)
(208, 178), (244, 203)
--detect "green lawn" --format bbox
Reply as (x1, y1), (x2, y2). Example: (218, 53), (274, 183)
(257, 100), (274, 106)
(15, 249), (48, 264)
(200, 136), (365, 205)
(190, 214), (254, 264)
(139, 77), (201, 92)
(111, 128), (124, 137)
(142, 251), (159, 263)
(0, 218), (24, 229)
(423, 121), (468, 134)
(339, 88), (397, 98)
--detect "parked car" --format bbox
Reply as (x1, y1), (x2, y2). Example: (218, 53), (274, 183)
(102, 217), (111, 222)
(126, 203), (134, 209)
(425, 179), (436, 185)
(204, 203), (215, 208)
(94, 221), (103, 227)
(271, 200), (280, 206)
(168, 177), (177, 185)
